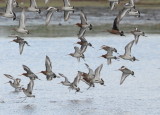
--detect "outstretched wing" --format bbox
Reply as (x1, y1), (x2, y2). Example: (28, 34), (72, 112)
(4, 74), (14, 80)
(30, 0), (37, 8)
(120, 73), (130, 85)
(94, 64), (103, 80)
(22, 65), (33, 74)
(63, 0), (71, 7)
(64, 11), (70, 21)
(19, 42), (25, 55)
(59, 73), (70, 83)
(45, 56), (52, 72)
(80, 10), (87, 25)
(19, 9), (26, 29)
(27, 80), (34, 93)
(124, 40), (134, 56)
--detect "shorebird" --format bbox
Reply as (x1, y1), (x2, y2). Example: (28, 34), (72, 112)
(75, 37), (94, 54)
(100, 45), (118, 54)
(39, 56), (58, 81)
(108, 0), (140, 36)
(45, 7), (58, 26)
(76, 10), (92, 38)
(14, 9), (29, 34)
(100, 53), (118, 65)
(68, 46), (85, 62)
(108, 0), (122, 10)
(80, 64), (104, 89)
(0, 0), (16, 20)
(20, 65), (40, 80)
(119, 40), (139, 61)
(128, 8), (140, 17)
(118, 66), (135, 85)
(131, 27), (147, 44)
(28, 0), (41, 13)
(59, 72), (82, 93)
(76, 37), (94, 48)
(69, 71), (83, 92)
(61, 0), (74, 21)
(4, 74), (22, 92)
(13, 0), (18, 7)
(9, 35), (30, 55)
(58, 73), (71, 86)
(100, 45), (119, 65)
(21, 80), (35, 102)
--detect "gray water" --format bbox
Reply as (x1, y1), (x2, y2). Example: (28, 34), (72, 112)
(0, 35), (160, 115)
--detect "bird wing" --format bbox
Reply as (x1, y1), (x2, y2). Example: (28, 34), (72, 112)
(5, 0), (13, 14)
(16, 36), (24, 40)
(64, 11), (70, 21)
(80, 10), (87, 25)
(110, 1), (118, 10)
(84, 63), (94, 77)
(45, 56), (52, 72)
(113, 7), (130, 30)
(19, 9), (26, 29)
(107, 59), (112, 65)
(80, 45), (87, 54)
(129, 0), (135, 7)
(23, 65), (33, 74)
(72, 72), (81, 86)
(134, 35), (140, 44)
(4, 74), (15, 80)
(59, 73), (70, 83)
(74, 46), (81, 54)
(45, 8), (55, 26)
(30, 0), (37, 8)
(63, 0), (71, 7)
(94, 64), (103, 80)
(19, 41), (25, 55)
(78, 27), (86, 38)
(112, 17), (119, 31)
(124, 40), (134, 56)
(120, 72), (130, 85)
(27, 80), (34, 93)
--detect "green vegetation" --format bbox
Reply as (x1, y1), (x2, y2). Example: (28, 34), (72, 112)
(0, 0), (160, 8)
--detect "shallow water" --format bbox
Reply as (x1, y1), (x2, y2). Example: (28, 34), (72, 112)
(0, 34), (160, 115)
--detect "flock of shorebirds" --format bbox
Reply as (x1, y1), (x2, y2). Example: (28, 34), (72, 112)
(1, 0), (147, 102)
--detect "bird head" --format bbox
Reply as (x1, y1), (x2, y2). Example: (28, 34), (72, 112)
(120, 31), (125, 36)
(100, 79), (104, 85)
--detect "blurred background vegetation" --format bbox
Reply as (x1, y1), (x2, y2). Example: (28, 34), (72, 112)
(0, 0), (160, 8)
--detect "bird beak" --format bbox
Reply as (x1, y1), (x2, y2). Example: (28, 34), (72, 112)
(18, 74), (23, 76)
(136, 59), (139, 61)
(4, 82), (9, 84)
(35, 72), (41, 74)
(9, 41), (14, 43)
(57, 82), (61, 84)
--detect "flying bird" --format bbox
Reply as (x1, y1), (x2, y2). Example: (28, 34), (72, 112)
(20, 65), (40, 80)
(68, 46), (85, 62)
(119, 40), (139, 61)
(45, 7), (58, 26)
(61, 0), (74, 21)
(14, 9), (29, 34)
(28, 0), (41, 13)
(131, 27), (147, 44)
(39, 56), (58, 80)
(0, 0), (16, 20)
(76, 10), (92, 38)
(118, 66), (135, 85)
(4, 74), (22, 92)
(9, 35), (30, 55)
